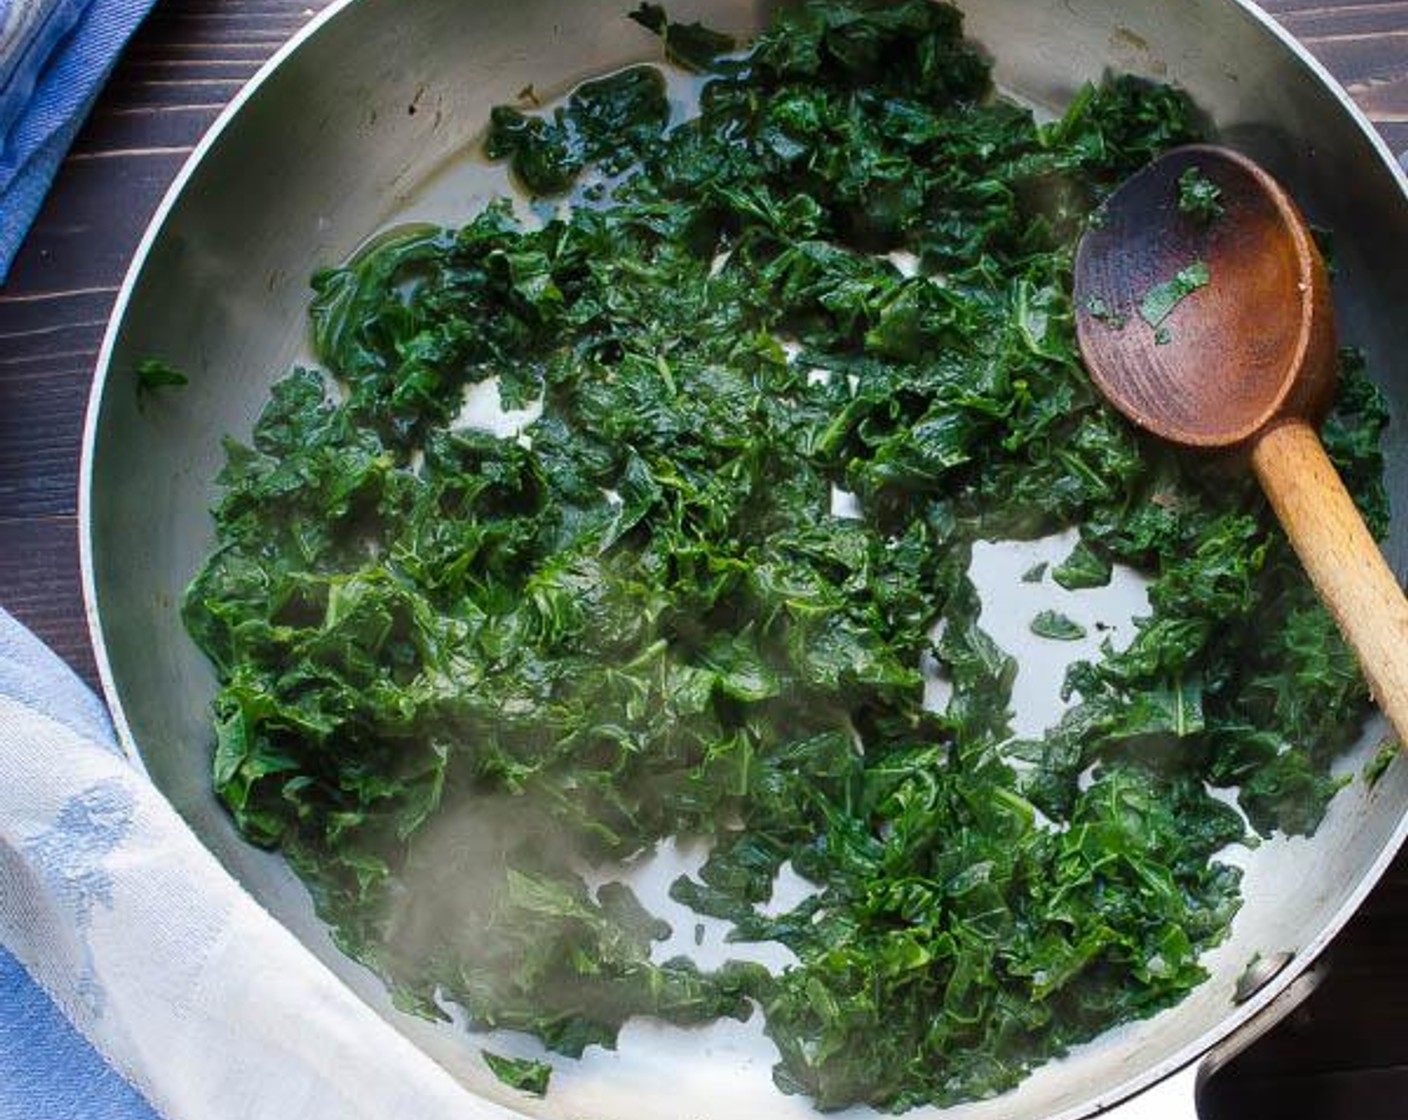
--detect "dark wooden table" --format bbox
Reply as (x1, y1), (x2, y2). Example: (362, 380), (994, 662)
(2, 1), (1406, 1114)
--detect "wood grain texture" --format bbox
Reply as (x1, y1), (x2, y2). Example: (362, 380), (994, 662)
(0, 1), (1405, 1113)
(0, 516), (98, 684)
(0, 0), (336, 534)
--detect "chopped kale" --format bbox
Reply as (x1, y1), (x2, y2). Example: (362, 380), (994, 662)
(1083, 293), (1128, 330)
(481, 1051), (552, 1096)
(1364, 736), (1398, 787)
(630, 2), (737, 71)
(1140, 260), (1211, 328)
(1031, 609), (1087, 640)
(135, 358), (188, 400)
(485, 66), (670, 195)
(1053, 537), (1113, 590)
(1177, 166), (1224, 224)
(181, 1), (1385, 1112)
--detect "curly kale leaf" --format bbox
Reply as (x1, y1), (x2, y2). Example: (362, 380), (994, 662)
(481, 1051), (552, 1096)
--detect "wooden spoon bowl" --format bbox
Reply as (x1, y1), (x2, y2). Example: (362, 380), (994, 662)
(1075, 145), (1338, 448)
(1074, 144), (1408, 746)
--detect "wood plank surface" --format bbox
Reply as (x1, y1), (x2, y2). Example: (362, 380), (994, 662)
(1, 1), (1406, 1114)
(0, 0), (338, 661)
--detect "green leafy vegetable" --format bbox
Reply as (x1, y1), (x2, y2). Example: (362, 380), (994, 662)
(1364, 737), (1398, 787)
(1177, 166), (1223, 224)
(481, 1051), (553, 1096)
(1140, 260), (1210, 328)
(1082, 293), (1127, 330)
(631, 2), (737, 71)
(135, 358), (188, 397)
(485, 65), (670, 195)
(181, 1), (1386, 1112)
(1053, 537), (1113, 590)
(1031, 609), (1087, 640)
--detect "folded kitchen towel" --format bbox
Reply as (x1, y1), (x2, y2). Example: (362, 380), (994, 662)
(0, 0), (159, 280)
(0, 605), (512, 1120)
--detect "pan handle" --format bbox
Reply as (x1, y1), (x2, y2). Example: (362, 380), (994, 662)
(1096, 962), (1324, 1120)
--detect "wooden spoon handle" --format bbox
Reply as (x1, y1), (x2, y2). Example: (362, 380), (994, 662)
(1251, 419), (1408, 749)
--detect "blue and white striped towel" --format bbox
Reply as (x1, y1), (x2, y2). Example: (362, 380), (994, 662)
(0, 605), (501, 1119)
(0, 0), (156, 278)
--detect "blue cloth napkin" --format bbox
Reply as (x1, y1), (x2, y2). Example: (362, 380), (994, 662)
(0, 609), (156, 1120)
(0, 0), (160, 280)
(0, 606), (506, 1119)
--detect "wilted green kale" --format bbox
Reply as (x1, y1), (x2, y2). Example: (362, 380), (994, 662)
(1140, 260), (1210, 328)
(1178, 165), (1224, 223)
(1053, 537), (1112, 590)
(134, 357), (188, 406)
(482, 1051), (552, 1096)
(1031, 609), (1087, 640)
(1364, 737), (1398, 787)
(630, 2), (737, 71)
(183, 0), (1386, 1112)
(485, 66), (670, 194)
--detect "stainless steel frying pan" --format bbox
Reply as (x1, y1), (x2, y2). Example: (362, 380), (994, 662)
(80, 1), (1408, 1117)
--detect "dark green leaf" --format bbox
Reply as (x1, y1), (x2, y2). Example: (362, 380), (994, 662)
(1031, 610), (1087, 640)
(1139, 261), (1210, 328)
(1052, 538), (1112, 590)
(481, 1051), (553, 1096)
(1176, 166), (1223, 224)
(135, 358), (189, 398)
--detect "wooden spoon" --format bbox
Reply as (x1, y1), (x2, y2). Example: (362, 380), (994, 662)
(1074, 143), (1408, 746)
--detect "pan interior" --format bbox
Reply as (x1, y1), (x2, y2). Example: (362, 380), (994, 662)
(84, 1), (1408, 1118)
